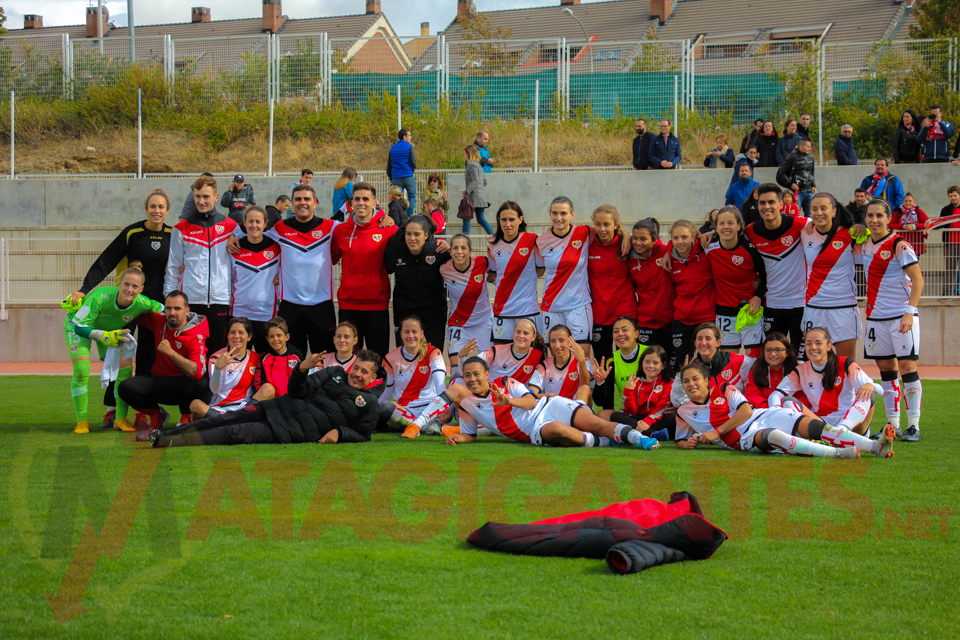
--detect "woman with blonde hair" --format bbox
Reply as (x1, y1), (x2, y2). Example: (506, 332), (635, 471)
(460, 144), (494, 234)
(703, 133), (734, 169)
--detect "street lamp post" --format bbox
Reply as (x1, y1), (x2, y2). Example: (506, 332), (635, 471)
(561, 7), (593, 74)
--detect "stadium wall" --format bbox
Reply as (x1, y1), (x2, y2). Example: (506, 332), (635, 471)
(2, 164), (958, 226)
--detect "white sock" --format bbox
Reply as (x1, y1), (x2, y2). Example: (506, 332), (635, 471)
(822, 423), (879, 455)
(881, 379), (901, 429)
(412, 396), (451, 431)
(836, 398), (873, 432)
(582, 433), (596, 447)
(614, 424), (640, 445)
(904, 378), (922, 429)
(765, 428), (846, 458)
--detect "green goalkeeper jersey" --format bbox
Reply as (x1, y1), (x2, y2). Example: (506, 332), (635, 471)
(66, 286), (163, 339)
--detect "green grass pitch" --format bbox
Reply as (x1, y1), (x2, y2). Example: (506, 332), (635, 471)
(0, 375), (957, 639)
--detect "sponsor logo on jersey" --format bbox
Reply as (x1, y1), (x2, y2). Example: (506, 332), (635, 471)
(419, 365), (429, 374)
(831, 240), (844, 250)
(199, 355), (206, 367)
(263, 250), (275, 259)
(473, 274), (484, 283)
(880, 250), (891, 260)
(691, 411), (700, 419)
(312, 229), (323, 239)
(713, 397), (725, 405)
(151, 241), (161, 251)
(731, 255), (744, 266)
(188, 229), (204, 235)
(215, 224), (225, 234)
(518, 247), (529, 257)
(523, 365), (533, 373)
(123, 316), (133, 323)
(781, 235), (794, 247)
(572, 240), (583, 249)
(355, 395), (366, 407)
(372, 234), (383, 243)
(426, 256), (436, 265)
(721, 369), (732, 380)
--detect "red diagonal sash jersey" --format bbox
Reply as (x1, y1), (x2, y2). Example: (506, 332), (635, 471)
(802, 226), (859, 307)
(441, 256), (493, 328)
(482, 344), (544, 388)
(208, 348), (262, 406)
(535, 356), (592, 399)
(230, 238), (280, 321)
(382, 345), (448, 407)
(538, 226), (592, 312)
(675, 383), (755, 450)
(776, 357), (874, 424)
(265, 218), (337, 306)
(862, 233), (919, 320)
(458, 376), (549, 442)
(487, 232), (542, 317)
(745, 215), (808, 309)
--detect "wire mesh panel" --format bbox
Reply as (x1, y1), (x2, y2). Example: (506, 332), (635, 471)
(0, 34), (68, 100)
(170, 35), (271, 105)
(325, 35), (439, 115)
(70, 36), (168, 98)
(565, 39), (684, 120)
(276, 32), (326, 103)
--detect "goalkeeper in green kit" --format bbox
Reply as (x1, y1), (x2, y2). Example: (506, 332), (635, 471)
(63, 263), (162, 433)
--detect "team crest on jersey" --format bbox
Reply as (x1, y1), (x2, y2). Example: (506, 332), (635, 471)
(215, 224), (225, 234)
(355, 395), (366, 407)
(732, 255), (744, 266)
(249, 367), (256, 375)
(175, 341), (182, 349)
(523, 365), (533, 373)
(151, 241), (161, 251)
(655, 258), (662, 266)
(373, 234), (383, 242)
(519, 247), (530, 256)
(713, 397), (725, 405)
(880, 250), (891, 260)
(311, 229), (323, 239)
(831, 240), (844, 250)
(781, 235), (794, 247)
(288, 360), (297, 368)
(69, 345), (79, 353)
(419, 366), (429, 374)
(572, 241), (583, 249)
(473, 274), (484, 283)
(673, 338), (681, 347)
(638, 334), (648, 343)
(654, 384), (663, 393)
(264, 250), (275, 260)
(568, 372), (577, 381)
(426, 256), (436, 265)
(123, 316), (133, 323)
(835, 376), (842, 385)
(721, 369), (732, 380)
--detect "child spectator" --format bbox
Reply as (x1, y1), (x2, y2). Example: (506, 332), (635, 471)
(781, 190), (801, 216)
(387, 185), (409, 228)
(421, 198), (446, 235)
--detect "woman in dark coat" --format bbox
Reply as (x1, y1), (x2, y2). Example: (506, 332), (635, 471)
(755, 120), (780, 168)
(892, 110), (922, 164)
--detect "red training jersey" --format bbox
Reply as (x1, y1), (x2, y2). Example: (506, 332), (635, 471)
(628, 241), (674, 329)
(669, 242), (715, 326)
(706, 238), (767, 314)
(588, 235), (636, 326)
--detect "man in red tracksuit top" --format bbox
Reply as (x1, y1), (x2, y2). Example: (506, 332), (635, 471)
(118, 290), (211, 430)
(331, 182), (398, 357)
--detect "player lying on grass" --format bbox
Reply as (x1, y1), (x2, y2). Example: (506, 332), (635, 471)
(138, 349), (383, 447)
(674, 361), (895, 458)
(63, 264), (162, 434)
(405, 357), (659, 449)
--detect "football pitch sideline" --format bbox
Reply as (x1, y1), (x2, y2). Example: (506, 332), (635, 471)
(0, 376), (957, 639)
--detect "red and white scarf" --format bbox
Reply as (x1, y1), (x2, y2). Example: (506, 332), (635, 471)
(927, 120), (945, 140)
(867, 171), (889, 196)
(899, 205), (918, 225)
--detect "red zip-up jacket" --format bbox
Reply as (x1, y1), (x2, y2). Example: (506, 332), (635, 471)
(622, 376), (673, 422)
(744, 365), (807, 409)
(588, 234), (636, 326)
(331, 210), (398, 311)
(136, 312), (209, 380)
(669, 241), (716, 326)
(628, 241), (674, 329)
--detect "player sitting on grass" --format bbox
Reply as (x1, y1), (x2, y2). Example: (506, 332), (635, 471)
(674, 361), (895, 458)
(139, 349), (383, 447)
(63, 264), (162, 434)
(408, 357), (659, 449)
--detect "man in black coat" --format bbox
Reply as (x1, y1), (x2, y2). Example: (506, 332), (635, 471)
(140, 349), (385, 447)
(632, 119), (655, 170)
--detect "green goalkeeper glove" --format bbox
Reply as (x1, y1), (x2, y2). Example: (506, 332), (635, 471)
(61, 298), (83, 314)
(91, 329), (132, 347)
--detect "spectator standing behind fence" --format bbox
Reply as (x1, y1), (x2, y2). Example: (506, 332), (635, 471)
(859, 159), (904, 210)
(461, 145), (494, 234)
(891, 193), (932, 256)
(632, 119), (655, 170)
(741, 119), (763, 153)
(776, 138), (817, 216)
(650, 119), (681, 169)
(387, 128), (417, 212)
(426, 172), (448, 214)
(387, 185), (409, 229)
(940, 186), (960, 296)
(775, 119), (801, 165)
(847, 188), (868, 225)
(703, 134), (734, 169)
(220, 175), (256, 229)
(475, 131), (495, 173)
(893, 110), (922, 164)
(756, 121), (779, 168)
(332, 167), (356, 221)
(180, 172), (215, 220)
(291, 169), (313, 197)
(918, 105), (955, 163)
(726, 164), (759, 211)
(797, 113), (812, 139)
(265, 195), (287, 229)
(834, 125), (859, 166)
(731, 145), (759, 185)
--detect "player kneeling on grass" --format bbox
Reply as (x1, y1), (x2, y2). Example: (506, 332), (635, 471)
(675, 361), (894, 458)
(63, 264), (162, 434)
(408, 357), (659, 449)
(187, 317), (275, 421)
(138, 349), (383, 448)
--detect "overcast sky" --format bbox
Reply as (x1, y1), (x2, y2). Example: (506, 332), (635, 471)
(5, 0), (567, 37)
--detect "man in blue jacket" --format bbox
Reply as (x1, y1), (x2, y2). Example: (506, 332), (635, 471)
(834, 125), (858, 166)
(725, 163), (759, 211)
(650, 119), (681, 169)
(859, 158), (904, 209)
(387, 128), (418, 212)
(918, 105), (955, 163)
(475, 130), (495, 173)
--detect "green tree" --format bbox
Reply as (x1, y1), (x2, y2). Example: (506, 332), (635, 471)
(0, 7), (7, 36)
(909, 0), (960, 39)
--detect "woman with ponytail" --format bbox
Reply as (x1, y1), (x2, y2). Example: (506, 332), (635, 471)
(588, 205), (636, 362)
